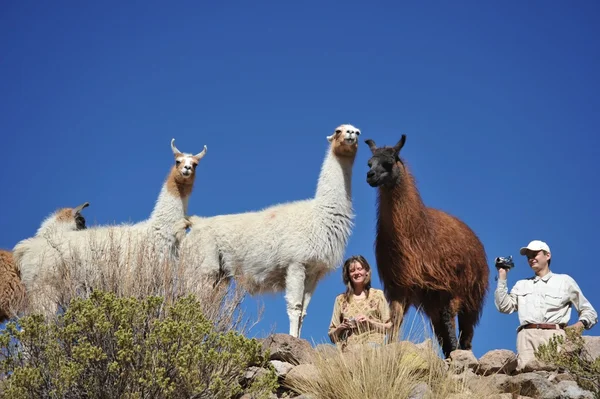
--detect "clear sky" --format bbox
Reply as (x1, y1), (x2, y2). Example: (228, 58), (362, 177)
(1, 1), (598, 358)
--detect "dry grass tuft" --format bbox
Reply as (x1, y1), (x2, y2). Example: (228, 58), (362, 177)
(20, 230), (261, 334)
(288, 313), (500, 399)
(287, 341), (499, 399)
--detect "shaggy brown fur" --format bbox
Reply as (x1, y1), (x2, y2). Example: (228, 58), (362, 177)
(365, 135), (489, 357)
(0, 249), (26, 322)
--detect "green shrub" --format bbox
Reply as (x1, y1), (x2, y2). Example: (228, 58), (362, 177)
(0, 290), (278, 399)
(535, 327), (599, 395)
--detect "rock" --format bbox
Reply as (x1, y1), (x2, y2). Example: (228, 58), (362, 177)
(477, 349), (518, 375)
(449, 349), (479, 372)
(259, 334), (315, 365)
(239, 394), (278, 399)
(583, 336), (600, 361)
(270, 360), (294, 378)
(408, 382), (430, 399)
(284, 363), (319, 386)
(555, 380), (595, 399)
(483, 373), (520, 395)
(244, 366), (270, 382)
(512, 372), (561, 399)
(453, 369), (492, 396)
(519, 358), (557, 373)
(553, 372), (576, 383)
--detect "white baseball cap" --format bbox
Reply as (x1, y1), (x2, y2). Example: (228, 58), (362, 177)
(519, 240), (551, 255)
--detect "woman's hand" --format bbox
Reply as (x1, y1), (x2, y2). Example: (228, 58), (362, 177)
(337, 320), (352, 332)
(355, 314), (368, 323)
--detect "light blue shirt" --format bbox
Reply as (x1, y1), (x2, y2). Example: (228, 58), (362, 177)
(494, 271), (598, 330)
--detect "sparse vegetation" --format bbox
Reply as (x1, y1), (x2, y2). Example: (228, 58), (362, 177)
(0, 290), (278, 399)
(535, 327), (600, 395)
(286, 339), (499, 399)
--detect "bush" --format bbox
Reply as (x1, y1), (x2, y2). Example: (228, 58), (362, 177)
(535, 327), (600, 395)
(0, 290), (278, 399)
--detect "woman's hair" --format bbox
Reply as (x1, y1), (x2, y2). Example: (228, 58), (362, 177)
(342, 255), (372, 302)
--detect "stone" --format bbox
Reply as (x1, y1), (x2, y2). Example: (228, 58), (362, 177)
(553, 372), (576, 383)
(408, 382), (430, 399)
(270, 360), (294, 378)
(284, 363), (319, 386)
(482, 373), (520, 395)
(519, 358), (558, 373)
(244, 366), (270, 382)
(449, 349), (479, 372)
(512, 372), (561, 399)
(582, 335), (600, 362)
(555, 380), (595, 399)
(477, 349), (518, 375)
(259, 334), (315, 365)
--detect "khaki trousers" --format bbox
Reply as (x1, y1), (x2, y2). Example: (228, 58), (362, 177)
(516, 328), (565, 369)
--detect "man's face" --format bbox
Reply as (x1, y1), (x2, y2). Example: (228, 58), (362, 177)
(525, 249), (551, 273)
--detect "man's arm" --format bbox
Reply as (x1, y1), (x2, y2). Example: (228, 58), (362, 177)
(495, 268), (518, 314)
(567, 276), (598, 330)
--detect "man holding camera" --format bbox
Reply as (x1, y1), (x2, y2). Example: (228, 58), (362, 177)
(494, 240), (597, 370)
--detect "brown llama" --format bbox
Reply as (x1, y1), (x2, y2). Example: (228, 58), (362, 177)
(364, 135), (489, 357)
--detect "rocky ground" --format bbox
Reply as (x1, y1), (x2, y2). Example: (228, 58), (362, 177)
(240, 334), (600, 399)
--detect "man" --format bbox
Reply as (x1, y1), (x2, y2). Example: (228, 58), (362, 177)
(494, 240), (597, 370)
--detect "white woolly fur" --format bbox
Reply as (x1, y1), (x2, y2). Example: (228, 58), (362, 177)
(181, 125), (359, 337)
(0, 202), (89, 322)
(13, 139), (206, 317)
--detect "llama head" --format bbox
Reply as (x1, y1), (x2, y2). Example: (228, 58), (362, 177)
(42, 201), (90, 234)
(170, 138), (207, 181)
(364, 135), (406, 188)
(327, 124), (360, 157)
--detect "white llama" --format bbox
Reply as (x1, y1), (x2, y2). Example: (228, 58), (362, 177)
(13, 139), (207, 316)
(180, 124), (359, 337)
(0, 202), (90, 322)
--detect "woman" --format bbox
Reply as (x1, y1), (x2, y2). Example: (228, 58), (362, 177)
(328, 255), (392, 350)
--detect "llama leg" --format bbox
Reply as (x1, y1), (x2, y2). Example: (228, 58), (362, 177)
(457, 310), (477, 351)
(298, 270), (321, 337)
(431, 306), (458, 358)
(284, 262), (306, 338)
(388, 298), (408, 342)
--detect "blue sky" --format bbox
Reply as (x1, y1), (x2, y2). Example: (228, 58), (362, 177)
(1, 1), (598, 358)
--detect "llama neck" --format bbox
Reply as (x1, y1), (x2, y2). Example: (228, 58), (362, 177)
(36, 212), (69, 236)
(314, 147), (355, 210)
(148, 168), (193, 227)
(377, 166), (429, 240)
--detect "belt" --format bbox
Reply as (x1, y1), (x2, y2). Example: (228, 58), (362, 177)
(517, 323), (566, 332)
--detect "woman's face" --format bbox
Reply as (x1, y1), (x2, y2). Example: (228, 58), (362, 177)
(348, 261), (368, 286)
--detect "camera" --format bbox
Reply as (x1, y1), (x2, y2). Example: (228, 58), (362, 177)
(495, 256), (515, 270)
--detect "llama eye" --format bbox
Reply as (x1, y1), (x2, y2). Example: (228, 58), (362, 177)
(335, 130), (341, 134)
(176, 160), (181, 165)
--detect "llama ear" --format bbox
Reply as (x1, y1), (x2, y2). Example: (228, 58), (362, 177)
(364, 139), (377, 154)
(73, 202), (90, 215)
(393, 135), (406, 154)
(327, 134), (335, 142)
(171, 138), (182, 155)
(194, 145), (207, 160)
